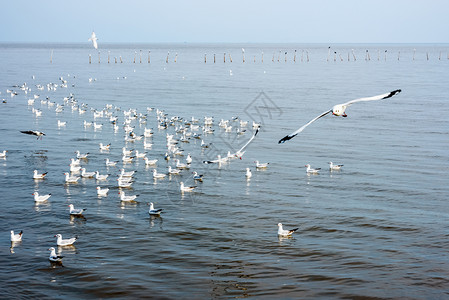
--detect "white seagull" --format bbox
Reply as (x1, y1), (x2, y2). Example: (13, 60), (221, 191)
(33, 170), (48, 179)
(0, 150), (8, 159)
(119, 191), (139, 202)
(254, 160), (269, 168)
(144, 157), (158, 166)
(10, 230), (23, 242)
(278, 89), (402, 143)
(168, 166), (181, 175)
(119, 169), (135, 177)
(48, 247), (63, 262)
(245, 168), (252, 178)
(99, 143), (111, 151)
(33, 192), (51, 202)
(81, 168), (96, 178)
(88, 31), (98, 49)
(55, 234), (77, 246)
(192, 171), (203, 181)
(105, 158), (118, 167)
(277, 223), (299, 237)
(180, 182), (196, 192)
(148, 202), (163, 215)
(329, 162), (344, 171)
(75, 150), (89, 159)
(68, 204), (86, 215)
(305, 164), (320, 174)
(64, 172), (80, 183)
(95, 171), (109, 180)
(152, 169), (166, 179)
(96, 186), (109, 196)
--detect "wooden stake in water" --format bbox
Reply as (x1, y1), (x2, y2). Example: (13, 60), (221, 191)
(277, 50), (281, 62)
(426, 52), (429, 60)
(339, 53), (343, 61)
(365, 50), (370, 61)
(261, 51), (264, 63)
(224, 53), (226, 63)
(294, 50), (296, 62)
(398, 51), (400, 61)
(242, 48), (245, 63)
(115, 57), (117, 64)
(148, 51), (151, 64)
(377, 49), (380, 61)
(120, 56), (123, 63)
(352, 49), (356, 61)
(284, 52), (287, 62)
(384, 50), (387, 61)
(334, 51), (337, 62)
(98, 51), (101, 63)
(439, 51), (441, 60)
(272, 52), (275, 62)
(89, 54), (92, 64)
(306, 50), (309, 62)
(175, 53), (178, 63)
(229, 53), (232, 63)
(327, 46), (331, 62)
(133, 51), (136, 63)
(214, 54), (216, 63)
(108, 51), (110, 64)
(166, 52), (169, 63)
(413, 48), (416, 61)
(204, 53), (206, 63)
(140, 50), (142, 63)
(50, 49), (53, 64)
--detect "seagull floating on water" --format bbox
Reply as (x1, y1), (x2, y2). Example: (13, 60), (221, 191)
(305, 164), (320, 174)
(278, 90), (402, 143)
(64, 172), (80, 183)
(119, 191), (139, 202)
(95, 171), (109, 180)
(245, 168), (252, 178)
(10, 230), (23, 242)
(152, 169), (166, 179)
(96, 186), (109, 196)
(148, 202), (163, 215)
(254, 160), (269, 168)
(55, 234), (77, 246)
(0, 150), (8, 159)
(20, 130), (45, 139)
(329, 162), (344, 171)
(81, 168), (96, 178)
(68, 204), (86, 215)
(105, 158), (118, 167)
(48, 247), (63, 262)
(192, 171), (203, 181)
(75, 150), (89, 159)
(180, 182), (196, 192)
(33, 192), (51, 202)
(277, 223), (298, 237)
(33, 170), (48, 179)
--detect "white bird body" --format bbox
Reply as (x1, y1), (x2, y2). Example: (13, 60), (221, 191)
(105, 158), (118, 167)
(88, 31), (98, 49)
(255, 160), (269, 168)
(329, 162), (344, 171)
(33, 192), (51, 202)
(120, 169), (135, 177)
(96, 186), (109, 196)
(75, 150), (89, 159)
(168, 166), (181, 175)
(305, 164), (320, 174)
(153, 169), (166, 179)
(70, 164), (82, 173)
(186, 154), (193, 164)
(99, 143), (111, 151)
(64, 172), (80, 183)
(55, 234), (77, 246)
(144, 157), (158, 165)
(48, 247), (63, 262)
(95, 171), (109, 180)
(279, 90), (402, 143)
(192, 171), (203, 181)
(117, 179), (133, 188)
(33, 170), (48, 179)
(122, 147), (133, 156)
(70, 158), (81, 166)
(0, 150), (7, 158)
(180, 182), (196, 192)
(10, 230), (23, 242)
(277, 223), (299, 236)
(81, 168), (96, 178)
(68, 204), (85, 215)
(175, 159), (188, 169)
(245, 168), (252, 178)
(57, 120), (66, 127)
(149, 202), (163, 215)
(119, 191), (139, 202)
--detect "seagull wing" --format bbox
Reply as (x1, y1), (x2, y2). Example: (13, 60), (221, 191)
(340, 89), (401, 107)
(233, 127), (260, 156)
(20, 130), (35, 135)
(278, 110), (332, 143)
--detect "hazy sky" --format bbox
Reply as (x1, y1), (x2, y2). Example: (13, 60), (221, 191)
(1, 0), (448, 43)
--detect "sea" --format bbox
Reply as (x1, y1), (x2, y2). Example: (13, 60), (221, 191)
(0, 43), (448, 299)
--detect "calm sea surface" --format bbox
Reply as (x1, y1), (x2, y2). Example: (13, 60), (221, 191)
(0, 43), (448, 299)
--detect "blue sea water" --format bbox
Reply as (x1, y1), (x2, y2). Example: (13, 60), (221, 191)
(0, 43), (448, 299)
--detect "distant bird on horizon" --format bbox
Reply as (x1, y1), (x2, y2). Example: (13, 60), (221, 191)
(279, 90), (401, 143)
(88, 31), (98, 49)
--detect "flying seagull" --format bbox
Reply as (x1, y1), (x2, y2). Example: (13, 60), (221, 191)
(20, 130), (46, 139)
(278, 89), (401, 143)
(88, 31), (98, 49)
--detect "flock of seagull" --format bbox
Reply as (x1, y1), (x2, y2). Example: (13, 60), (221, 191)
(3, 64), (402, 262)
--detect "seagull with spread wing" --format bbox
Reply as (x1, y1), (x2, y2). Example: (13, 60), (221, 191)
(279, 90), (401, 144)
(88, 31), (98, 49)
